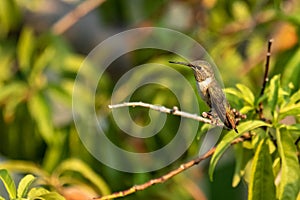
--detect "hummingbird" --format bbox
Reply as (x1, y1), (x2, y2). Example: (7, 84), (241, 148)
(169, 60), (238, 133)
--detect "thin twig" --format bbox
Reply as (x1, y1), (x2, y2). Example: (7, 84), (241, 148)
(94, 148), (215, 200)
(258, 39), (273, 120)
(109, 102), (224, 127)
(52, 0), (106, 35)
(94, 133), (251, 200)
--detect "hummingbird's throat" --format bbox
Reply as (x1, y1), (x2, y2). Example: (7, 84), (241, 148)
(197, 77), (213, 91)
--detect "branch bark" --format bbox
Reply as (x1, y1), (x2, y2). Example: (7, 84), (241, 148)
(52, 0), (106, 35)
(258, 39), (273, 120)
(94, 133), (251, 199)
(109, 101), (224, 127)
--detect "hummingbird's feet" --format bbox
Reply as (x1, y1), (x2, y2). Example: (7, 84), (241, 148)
(231, 109), (247, 125)
(202, 111), (221, 125)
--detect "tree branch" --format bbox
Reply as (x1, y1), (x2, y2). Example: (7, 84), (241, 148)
(109, 101), (224, 127)
(52, 0), (106, 35)
(258, 39), (273, 120)
(94, 133), (251, 200)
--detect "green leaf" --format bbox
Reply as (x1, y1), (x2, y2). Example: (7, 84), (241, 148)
(17, 26), (35, 72)
(224, 87), (242, 97)
(248, 138), (276, 200)
(54, 159), (110, 196)
(3, 84), (28, 121)
(0, 82), (27, 103)
(28, 92), (54, 144)
(209, 120), (271, 180)
(288, 89), (300, 106)
(17, 174), (36, 198)
(282, 47), (300, 87)
(236, 84), (255, 106)
(268, 75), (280, 112)
(279, 103), (300, 119)
(28, 187), (49, 197)
(0, 48), (13, 82)
(240, 105), (254, 114)
(28, 47), (55, 86)
(286, 124), (300, 134)
(0, 0), (21, 36)
(232, 143), (253, 187)
(276, 128), (300, 200)
(28, 188), (65, 200)
(0, 169), (16, 199)
(0, 161), (48, 177)
(38, 192), (65, 200)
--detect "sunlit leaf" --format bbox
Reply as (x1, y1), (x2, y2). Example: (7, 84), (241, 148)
(28, 47), (55, 87)
(232, 143), (253, 187)
(0, 161), (47, 177)
(0, 0), (21, 36)
(236, 84), (255, 106)
(0, 169), (16, 199)
(28, 187), (49, 197)
(279, 103), (300, 119)
(240, 105), (254, 114)
(286, 124), (300, 134)
(209, 120), (271, 180)
(28, 187), (65, 200)
(268, 75), (280, 112)
(283, 89), (300, 108)
(17, 26), (35, 72)
(248, 138), (276, 200)
(276, 128), (300, 200)
(63, 54), (84, 73)
(17, 174), (36, 198)
(3, 83), (28, 121)
(54, 159), (110, 196)
(0, 82), (27, 103)
(0, 48), (13, 82)
(224, 87), (242, 98)
(28, 92), (54, 144)
(282, 48), (300, 87)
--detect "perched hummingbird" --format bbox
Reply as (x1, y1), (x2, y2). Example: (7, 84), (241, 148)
(169, 60), (238, 133)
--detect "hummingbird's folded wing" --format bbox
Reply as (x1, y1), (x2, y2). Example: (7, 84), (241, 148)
(207, 83), (227, 123)
(208, 83), (238, 132)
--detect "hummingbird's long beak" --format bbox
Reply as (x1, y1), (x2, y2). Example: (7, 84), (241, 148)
(169, 61), (196, 69)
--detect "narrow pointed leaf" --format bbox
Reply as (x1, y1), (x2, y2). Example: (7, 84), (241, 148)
(276, 128), (300, 200)
(268, 75), (280, 112)
(28, 188), (65, 200)
(236, 84), (255, 106)
(232, 143), (253, 187)
(0, 169), (16, 199)
(288, 89), (300, 106)
(28, 93), (54, 144)
(17, 27), (35, 72)
(209, 120), (270, 180)
(279, 103), (300, 119)
(0, 82), (27, 102)
(17, 174), (36, 198)
(224, 87), (242, 97)
(54, 159), (110, 196)
(248, 139), (276, 200)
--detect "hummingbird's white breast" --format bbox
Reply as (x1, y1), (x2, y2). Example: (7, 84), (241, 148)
(196, 77), (213, 104)
(197, 77), (213, 92)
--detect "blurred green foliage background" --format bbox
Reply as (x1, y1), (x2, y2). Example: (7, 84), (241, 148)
(0, 0), (299, 199)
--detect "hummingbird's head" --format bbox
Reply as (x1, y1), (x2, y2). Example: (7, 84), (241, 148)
(169, 60), (214, 82)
